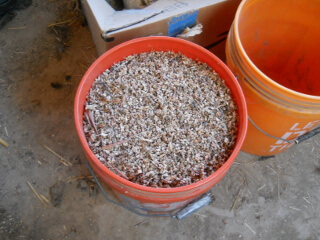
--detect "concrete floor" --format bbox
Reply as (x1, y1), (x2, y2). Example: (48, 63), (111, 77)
(0, 1), (319, 239)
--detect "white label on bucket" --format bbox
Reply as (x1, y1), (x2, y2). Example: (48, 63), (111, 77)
(269, 120), (320, 152)
(303, 120), (320, 129)
(289, 123), (301, 131)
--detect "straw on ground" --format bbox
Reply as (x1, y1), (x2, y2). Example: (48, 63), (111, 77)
(0, 137), (9, 147)
(27, 181), (48, 207)
(245, 222), (256, 235)
(39, 142), (72, 166)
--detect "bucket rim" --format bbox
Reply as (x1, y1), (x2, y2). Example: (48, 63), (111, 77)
(233, 0), (320, 101)
(74, 36), (248, 194)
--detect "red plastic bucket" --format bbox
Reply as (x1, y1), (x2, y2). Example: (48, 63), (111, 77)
(74, 37), (247, 215)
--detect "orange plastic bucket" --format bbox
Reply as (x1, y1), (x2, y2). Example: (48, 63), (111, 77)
(226, 0), (320, 156)
(74, 36), (247, 215)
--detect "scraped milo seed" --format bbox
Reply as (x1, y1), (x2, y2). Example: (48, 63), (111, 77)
(84, 51), (238, 188)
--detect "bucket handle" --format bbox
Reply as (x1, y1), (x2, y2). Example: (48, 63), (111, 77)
(85, 161), (212, 219)
(85, 161), (172, 217)
(249, 116), (320, 144)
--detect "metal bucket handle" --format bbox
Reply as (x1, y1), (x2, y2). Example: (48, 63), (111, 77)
(249, 116), (320, 144)
(86, 161), (212, 220)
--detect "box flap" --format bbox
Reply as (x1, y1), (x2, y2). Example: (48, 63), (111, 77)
(104, 9), (163, 33)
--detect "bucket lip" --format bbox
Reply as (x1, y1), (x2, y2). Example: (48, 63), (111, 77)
(233, 0), (320, 101)
(74, 36), (248, 194)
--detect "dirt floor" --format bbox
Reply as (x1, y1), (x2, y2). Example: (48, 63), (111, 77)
(0, 1), (319, 239)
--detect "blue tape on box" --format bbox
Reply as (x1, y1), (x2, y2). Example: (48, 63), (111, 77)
(168, 10), (199, 37)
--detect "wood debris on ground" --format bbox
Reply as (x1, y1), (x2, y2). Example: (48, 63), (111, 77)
(0, 137), (9, 147)
(27, 181), (48, 207)
(67, 175), (95, 182)
(39, 142), (72, 166)
(230, 179), (246, 212)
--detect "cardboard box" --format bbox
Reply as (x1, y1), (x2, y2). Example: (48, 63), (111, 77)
(82, 0), (241, 60)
